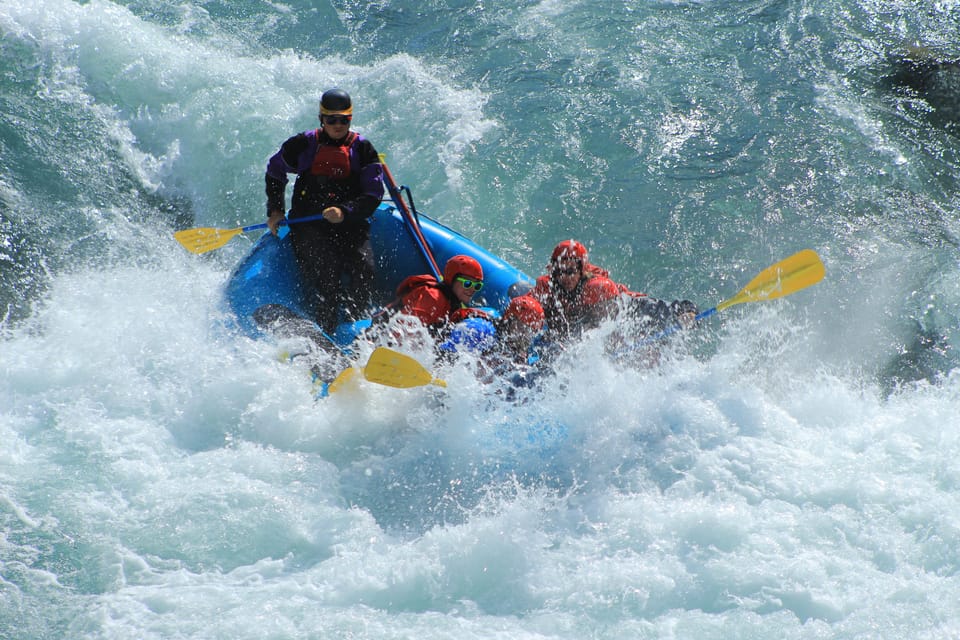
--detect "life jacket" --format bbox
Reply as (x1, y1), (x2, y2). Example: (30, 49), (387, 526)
(533, 270), (635, 337)
(532, 275), (577, 336)
(396, 274), (443, 299)
(310, 130), (356, 179)
(583, 263), (644, 298)
(393, 274), (489, 329)
(394, 275), (457, 328)
(291, 131), (360, 215)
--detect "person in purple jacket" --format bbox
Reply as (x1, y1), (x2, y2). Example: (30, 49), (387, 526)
(265, 88), (385, 332)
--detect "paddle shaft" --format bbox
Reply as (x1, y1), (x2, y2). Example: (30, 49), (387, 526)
(615, 249), (824, 356)
(174, 213), (330, 254)
(178, 162), (435, 263)
(380, 159), (443, 281)
(250, 213), (327, 234)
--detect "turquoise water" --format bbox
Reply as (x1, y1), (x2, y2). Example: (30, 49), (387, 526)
(3, 0), (960, 638)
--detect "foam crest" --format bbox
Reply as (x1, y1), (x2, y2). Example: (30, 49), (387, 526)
(1, 0), (493, 226)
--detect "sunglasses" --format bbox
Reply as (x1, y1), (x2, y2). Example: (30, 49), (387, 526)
(555, 267), (579, 276)
(455, 276), (484, 291)
(322, 115), (352, 125)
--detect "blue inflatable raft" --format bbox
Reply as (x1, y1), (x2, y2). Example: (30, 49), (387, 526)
(222, 201), (535, 347)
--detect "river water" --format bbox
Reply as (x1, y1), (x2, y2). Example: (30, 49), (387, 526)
(2, 1), (960, 638)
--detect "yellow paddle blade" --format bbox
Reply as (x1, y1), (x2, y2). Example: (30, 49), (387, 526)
(362, 347), (447, 389)
(716, 249), (825, 312)
(327, 366), (358, 394)
(173, 226), (245, 254)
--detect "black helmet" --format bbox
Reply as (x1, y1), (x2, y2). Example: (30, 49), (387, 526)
(320, 89), (352, 115)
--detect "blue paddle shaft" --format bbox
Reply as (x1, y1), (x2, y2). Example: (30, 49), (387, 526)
(241, 213), (327, 233)
(243, 214), (323, 233)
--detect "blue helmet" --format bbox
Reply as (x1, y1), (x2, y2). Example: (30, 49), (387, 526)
(439, 317), (497, 353)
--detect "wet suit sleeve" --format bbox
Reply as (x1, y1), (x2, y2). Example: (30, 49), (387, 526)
(627, 296), (698, 332)
(265, 174), (286, 214)
(264, 133), (310, 214)
(626, 296), (674, 331)
(669, 299), (698, 318)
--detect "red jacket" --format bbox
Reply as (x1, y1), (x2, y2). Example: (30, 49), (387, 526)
(397, 275), (458, 328)
(394, 275), (490, 328)
(532, 272), (624, 337)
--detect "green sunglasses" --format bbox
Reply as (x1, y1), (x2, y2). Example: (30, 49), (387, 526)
(455, 276), (484, 291)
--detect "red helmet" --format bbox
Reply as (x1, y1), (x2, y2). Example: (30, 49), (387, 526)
(443, 254), (483, 283)
(550, 239), (588, 265)
(503, 295), (545, 331)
